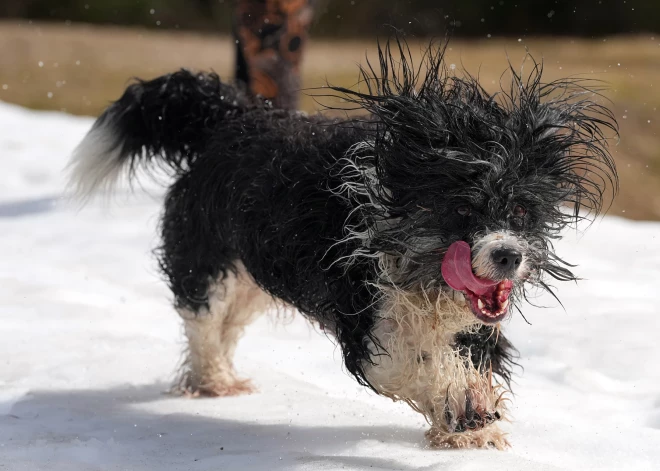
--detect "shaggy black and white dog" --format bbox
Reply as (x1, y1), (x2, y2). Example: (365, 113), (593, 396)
(68, 40), (617, 449)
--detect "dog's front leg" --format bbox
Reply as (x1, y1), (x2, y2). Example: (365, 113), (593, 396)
(363, 291), (510, 449)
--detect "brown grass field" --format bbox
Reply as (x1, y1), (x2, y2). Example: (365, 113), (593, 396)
(1, 21), (659, 220)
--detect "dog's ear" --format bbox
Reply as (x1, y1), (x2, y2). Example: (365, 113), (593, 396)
(507, 71), (620, 224)
(571, 101), (616, 210)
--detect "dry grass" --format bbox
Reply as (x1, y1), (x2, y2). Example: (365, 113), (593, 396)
(1, 21), (659, 220)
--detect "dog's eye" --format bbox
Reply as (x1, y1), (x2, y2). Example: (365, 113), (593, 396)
(512, 205), (527, 217)
(456, 205), (472, 216)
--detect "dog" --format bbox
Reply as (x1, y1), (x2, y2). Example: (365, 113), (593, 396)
(67, 39), (617, 449)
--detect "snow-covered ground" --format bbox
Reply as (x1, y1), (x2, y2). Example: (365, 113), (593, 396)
(1, 101), (659, 470)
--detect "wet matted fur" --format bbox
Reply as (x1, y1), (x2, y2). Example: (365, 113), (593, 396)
(66, 38), (617, 449)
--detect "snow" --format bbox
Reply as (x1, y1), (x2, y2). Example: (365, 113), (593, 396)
(1, 101), (659, 470)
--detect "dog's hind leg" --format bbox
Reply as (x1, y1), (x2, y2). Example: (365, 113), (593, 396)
(173, 263), (272, 397)
(159, 170), (273, 397)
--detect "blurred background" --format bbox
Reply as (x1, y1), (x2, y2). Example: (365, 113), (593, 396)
(0, 0), (658, 219)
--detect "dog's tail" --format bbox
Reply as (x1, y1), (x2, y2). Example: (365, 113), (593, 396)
(66, 69), (251, 202)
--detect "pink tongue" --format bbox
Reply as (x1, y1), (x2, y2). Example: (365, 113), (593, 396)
(441, 241), (499, 296)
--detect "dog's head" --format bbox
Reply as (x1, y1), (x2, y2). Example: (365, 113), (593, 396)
(333, 39), (618, 324)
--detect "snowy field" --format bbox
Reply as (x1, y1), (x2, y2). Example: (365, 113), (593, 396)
(1, 101), (659, 470)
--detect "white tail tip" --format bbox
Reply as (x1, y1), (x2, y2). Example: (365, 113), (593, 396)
(65, 122), (127, 205)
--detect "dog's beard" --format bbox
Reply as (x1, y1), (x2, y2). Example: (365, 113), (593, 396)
(370, 232), (532, 326)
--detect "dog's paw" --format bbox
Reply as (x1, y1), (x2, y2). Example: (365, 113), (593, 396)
(425, 425), (509, 450)
(444, 390), (501, 433)
(171, 374), (256, 398)
(426, 389), (509, 449)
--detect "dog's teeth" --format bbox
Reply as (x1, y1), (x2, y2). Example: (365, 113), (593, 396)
(477, 299), (485, 310)
(502, 299), (509, 310)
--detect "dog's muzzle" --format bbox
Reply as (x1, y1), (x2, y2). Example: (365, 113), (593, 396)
(441, 238), (523, 324)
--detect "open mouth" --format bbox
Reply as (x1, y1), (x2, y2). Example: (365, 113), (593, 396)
(441, 241), (513, 324)
(463, 280), (513, 323)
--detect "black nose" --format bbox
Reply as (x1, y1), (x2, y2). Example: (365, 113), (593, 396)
(491, 248), (522, 274)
